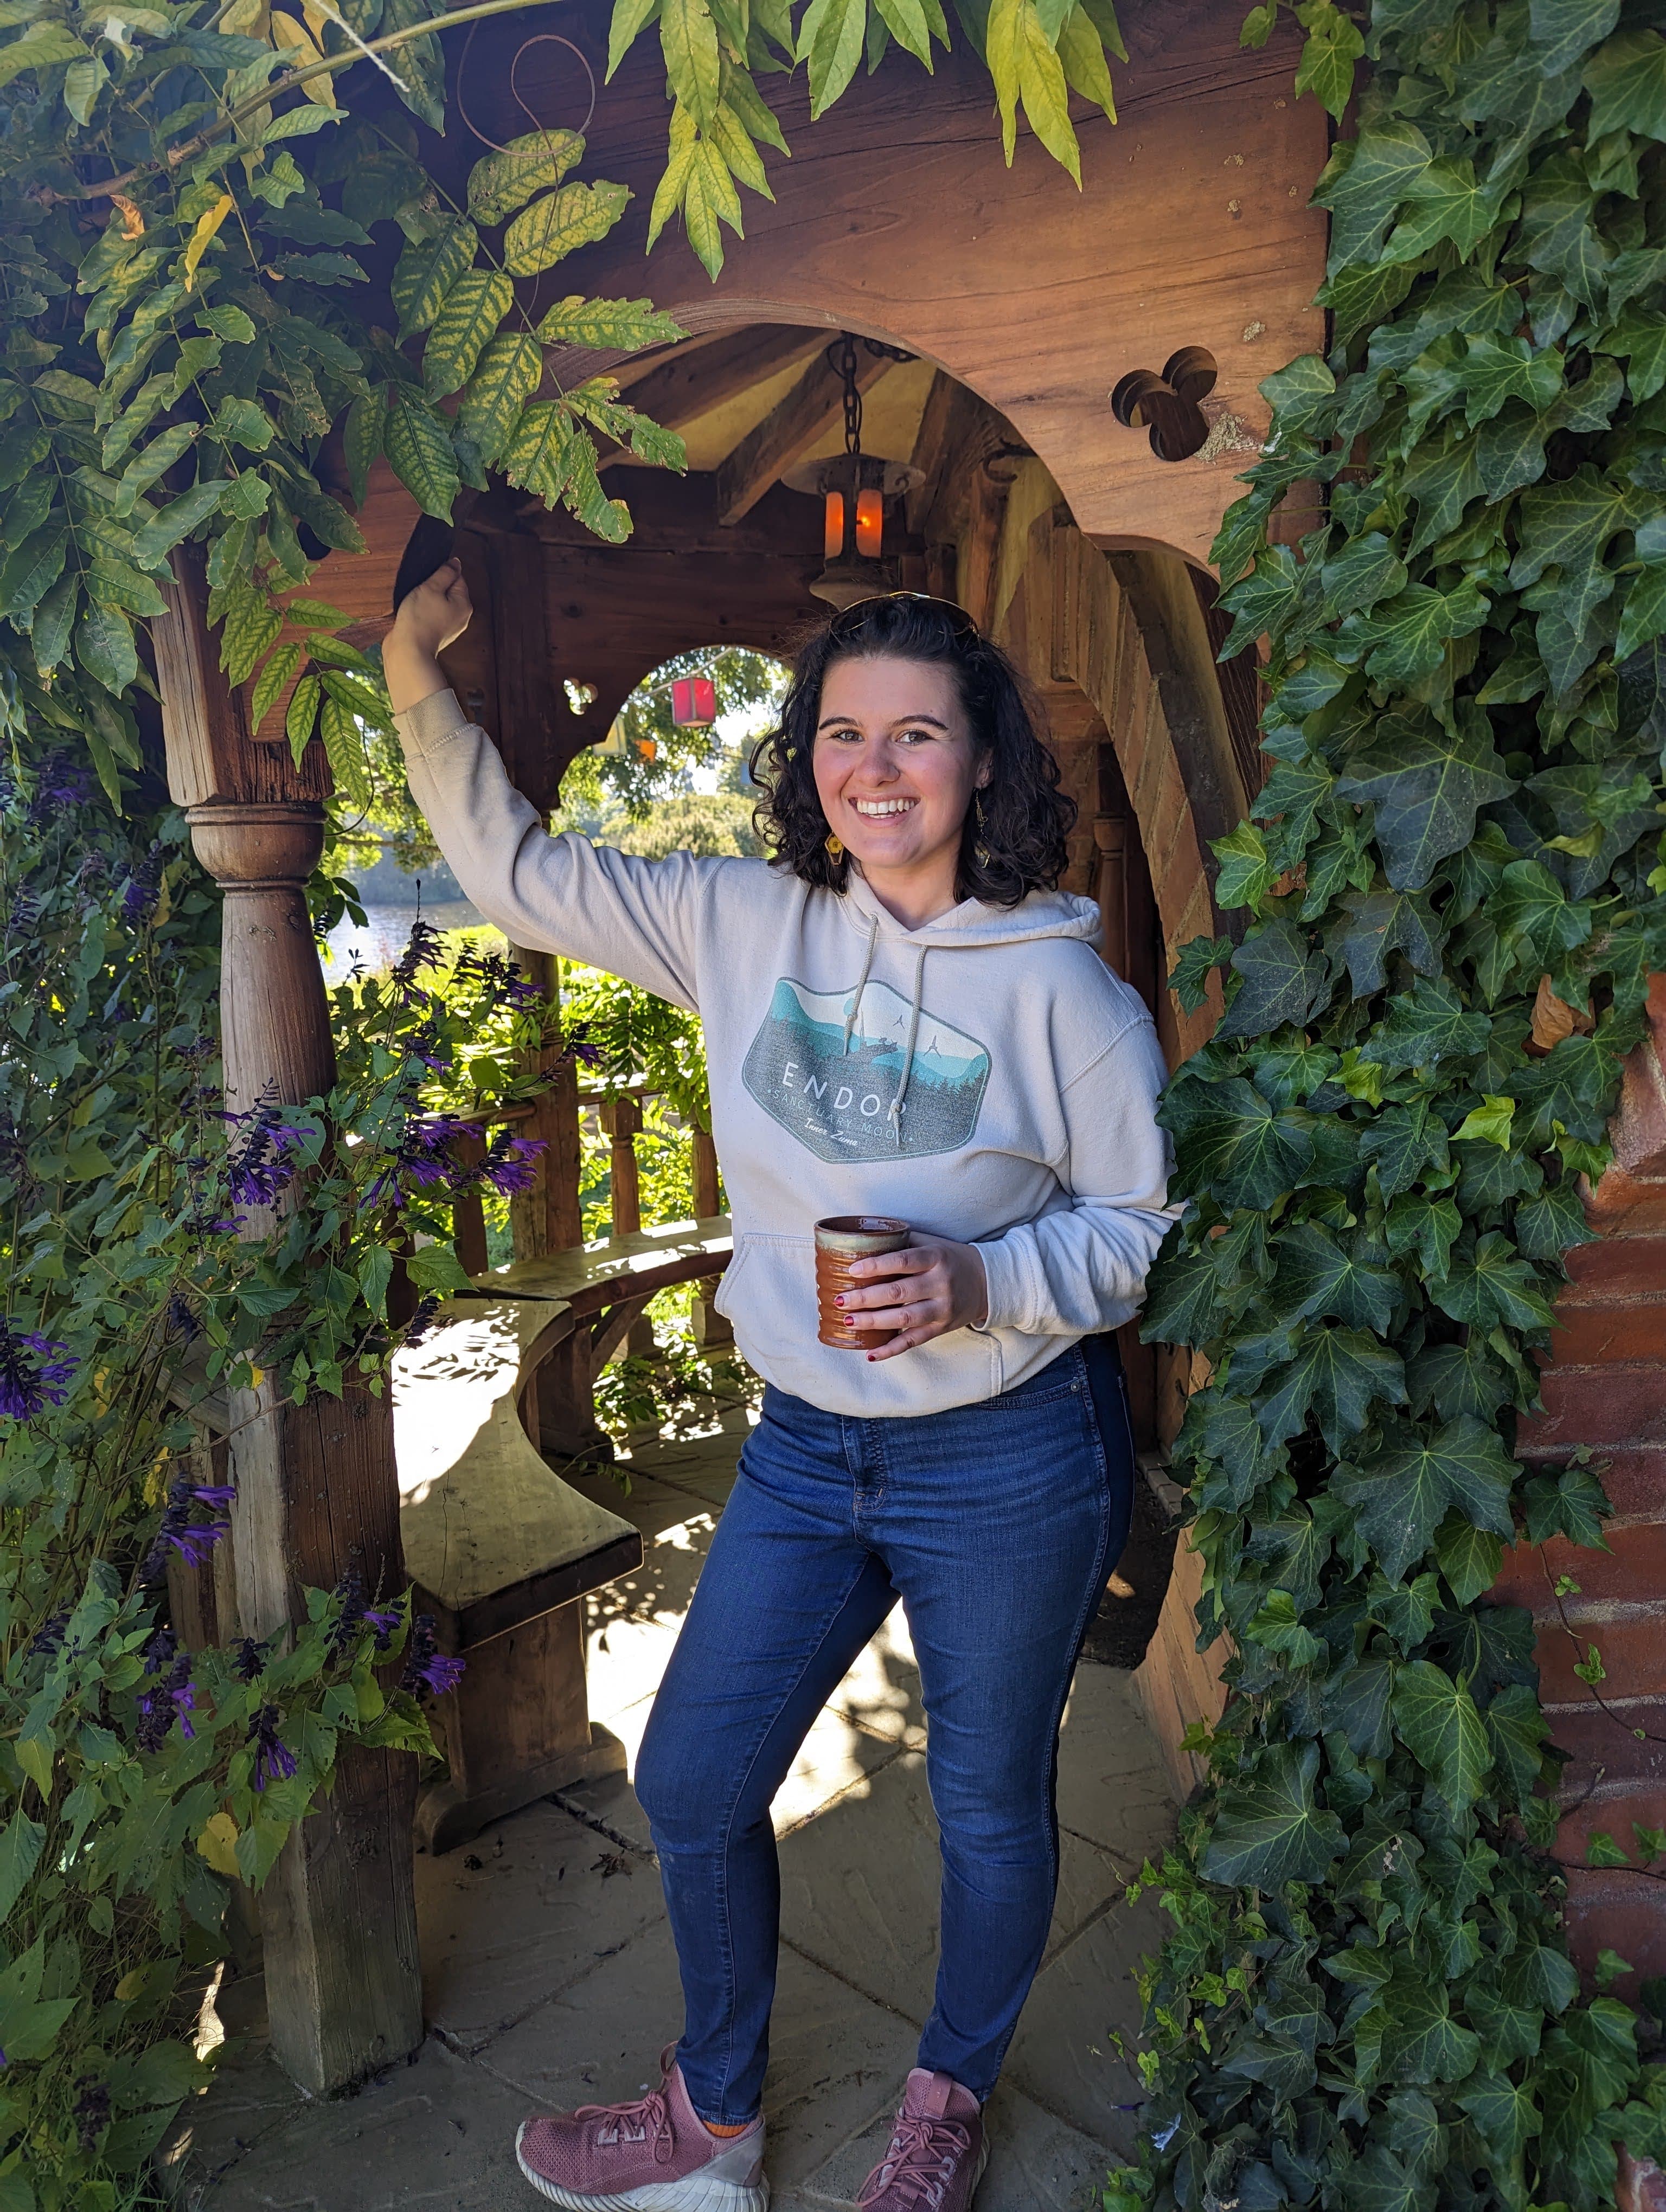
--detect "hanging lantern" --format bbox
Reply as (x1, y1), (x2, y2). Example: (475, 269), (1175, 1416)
(807, 337), (895, 609)
(671, 674), (717, 729)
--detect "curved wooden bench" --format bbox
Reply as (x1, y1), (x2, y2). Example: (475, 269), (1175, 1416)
(393, 1216), (733, 1851)
(490, 1213), (734, 1464)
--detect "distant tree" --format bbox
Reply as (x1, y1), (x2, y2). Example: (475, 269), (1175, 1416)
(610, 793), (766, 860)
(559, 647), (787, 821)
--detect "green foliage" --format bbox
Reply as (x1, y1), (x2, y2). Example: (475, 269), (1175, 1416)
(0, 0), (688, 805)
(559, 645), (787, 821)
(1123, 3), (1666, 2205)
(613, 0), (1126, 274)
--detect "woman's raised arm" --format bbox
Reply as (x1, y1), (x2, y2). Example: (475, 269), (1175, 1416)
(382, 561), (723, 1009)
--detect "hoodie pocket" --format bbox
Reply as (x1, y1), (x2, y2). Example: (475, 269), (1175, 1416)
(712, 1232), (816, 1349)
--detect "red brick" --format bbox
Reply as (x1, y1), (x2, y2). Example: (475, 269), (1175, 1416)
(1618, 2150), (1666, 2212)
(1547, 1301), (1666, 1366)
(1522, 1362), (1666, 1451)
(1494, 1521), (1666, 1613)
(1537, 1611), (1666, 1705)
(1562, 1866), (1666, 1990)
(1541, 1695), (1666, 1776)
(1563, 1236), (1666, 1300)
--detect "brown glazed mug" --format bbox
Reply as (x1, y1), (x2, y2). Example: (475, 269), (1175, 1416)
(815, 1216), (912, 1349)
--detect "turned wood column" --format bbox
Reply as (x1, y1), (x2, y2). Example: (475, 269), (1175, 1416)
(158, 554), (422, 2097)
(690, 1127), (733, 1350)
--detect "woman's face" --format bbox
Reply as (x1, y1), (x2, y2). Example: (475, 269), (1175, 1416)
(811, 654), (988, 900)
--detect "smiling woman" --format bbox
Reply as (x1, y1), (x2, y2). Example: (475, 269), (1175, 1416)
(382, 563), (1174, 2211)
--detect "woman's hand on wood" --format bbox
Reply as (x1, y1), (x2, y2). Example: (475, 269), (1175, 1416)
(384, 558), (472, 715)
(836, 1236), (990, 1360)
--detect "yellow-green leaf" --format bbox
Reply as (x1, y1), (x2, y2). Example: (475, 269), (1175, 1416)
(384, 394), (459, 519)
(421, 266), (512, 398)
(1056, 2), (1114, 121)
(182, 190), (235, 290)
(647, 103), (700, 253)
(286, 672), (320, 764)
(533, 295), (688, 350)
(466, 128), (585, 226)
(251, 640), (303, 732)
(661, 0), (721, 127)
(196, 1812), (241, 1879)
(319, 689), (371, 812)
(797, 0), (867, 118)
(390, 216), (477, 342)
(608, 0), (662, 78)
(1452, 1094), (1515, 1148)
(459, 332), (544, 466)
(501, 400), (577, 504)
(502, 179), (632, 278)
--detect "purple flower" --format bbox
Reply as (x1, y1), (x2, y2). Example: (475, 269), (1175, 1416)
(27, 1610), (69, 1662)
(389, 917), (445, 1006)
(118, 840), (165, 927)
(140, 1474), (234, 1584)
(453, 948), (544, 1012)
(365, 1114), (481, 1210)
(135, 1631), (196, 1753)
(401, 1612), (465, 1697)
(364, 1606), (401, 1642)
(248, 1705), (298, 1790)
(477, 1129), (545, 1198)
(166, 1294), (200, 1342)
(219, 1089), (309, 1210)
(564, 1023), (603, 1070)
(326, 1565), (400, 1660)
(0, 1321), (78, 1420)
(232, 1636), (267, 1682)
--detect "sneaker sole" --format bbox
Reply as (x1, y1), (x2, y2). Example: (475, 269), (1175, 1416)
(970, 2134), (992, 2202)
(514, 2125), (771, 2212)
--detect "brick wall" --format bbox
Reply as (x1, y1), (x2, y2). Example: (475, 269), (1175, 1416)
(1490, 974), (1666, 1990)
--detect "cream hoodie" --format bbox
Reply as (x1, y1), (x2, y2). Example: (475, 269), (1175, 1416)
(396, 689), (1175, 1418)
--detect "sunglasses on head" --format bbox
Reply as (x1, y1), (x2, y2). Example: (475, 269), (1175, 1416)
(827, 590), (980, 641)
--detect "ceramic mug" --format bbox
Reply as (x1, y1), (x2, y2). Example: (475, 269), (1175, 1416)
(814, 1216), (912, 1349)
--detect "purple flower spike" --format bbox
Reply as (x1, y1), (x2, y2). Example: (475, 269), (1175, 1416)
(142, 1474), (234, 1584)
(249, 1705), (298, 1790)
(420, 1651), (466, 1695)
(191, 1484), (238, 1509)
(478, 1130), (545, 1198)
(0, 1322), (78, 1421)
(401, 1612), (465, 1697)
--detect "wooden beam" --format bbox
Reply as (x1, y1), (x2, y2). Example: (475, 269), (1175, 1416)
(605, 325), (826, 434)
(715, 346), (895, 525)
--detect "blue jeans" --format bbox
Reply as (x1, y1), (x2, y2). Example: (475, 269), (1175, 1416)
(633, 1335), (1135, 2125)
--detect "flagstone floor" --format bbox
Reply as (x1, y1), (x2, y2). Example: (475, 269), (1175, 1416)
(160, 1399), (1179, 2212)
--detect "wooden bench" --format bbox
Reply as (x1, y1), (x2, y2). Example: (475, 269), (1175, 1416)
(394, 1214), (733, 1851)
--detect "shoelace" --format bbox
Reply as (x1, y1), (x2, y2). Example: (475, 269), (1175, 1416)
(575, 2087), (674, 2165)
(857, 2113), (972, 2209)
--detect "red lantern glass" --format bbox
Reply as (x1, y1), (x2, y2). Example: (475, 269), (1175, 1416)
(671, 676), (717, 729)
(824, 490), (846, 559)
(854, 485), (883, 559)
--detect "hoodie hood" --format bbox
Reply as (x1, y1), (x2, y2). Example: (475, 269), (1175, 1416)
(840, 870), (1103, 949)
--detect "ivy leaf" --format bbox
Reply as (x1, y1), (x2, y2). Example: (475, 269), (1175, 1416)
(1383, 155), (1506, 263)
(1432, 1231), (1555, 1331)
(1255, 1326), (1407, 1453)
(1341, 2147), (1428, 2212)
(1217, 917), (1328, 1039)
(1373, 975), (1490, 1070)
(1324, 1654), (1396, 1759)
(1523, 1460), (1613, 1548)
(1213, 821), (1274, 911)
(458, 335), (544, 470)
(1530, 0), (1621, 77)
(1202, 1739), (1347, 1889)
(1246, 1589), (1325, 1667)
(1338, 575), (1490, 686)
(1433, 1514), (1503, 1606)
(1273, 1222), (1399, 1333)
(1456, 2069), (1541, 2163)
(1459, 333), (1564, 426)
(1476, 402), (1550, 501)
(1486, 1681), (1552, 1806)
(466, 129), (585, 226)
(1336, 1416), (1515, 1585)
(1312, 118), (1433, 269)
(1334, 716), (1515, 890)
(1168, 934), (1232, 1013)
(1293, 0), (1364, 120)
(1381, 1972), (1482, 2085)
(1363, 1102), (1450, 1200)
(421, 268), (512, 398)
(503, 180), (632, 278)
(1582, 27), (1666, 139)
(1140, 1242), (1221, 1347)
(1328, 888), (1443, 997)
(1319, 530), (1406, 615)
(1172, 1077), (1316, 1211)
(383, 394), (459, 520)
(1515, 151), (1610, 307)
(390, 215), (477, 343)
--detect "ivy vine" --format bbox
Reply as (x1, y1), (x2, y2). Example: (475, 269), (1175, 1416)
(1115, 3), (1666, 2208)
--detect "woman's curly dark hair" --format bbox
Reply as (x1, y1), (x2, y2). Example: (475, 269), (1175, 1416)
(749, 596), (1076, 908)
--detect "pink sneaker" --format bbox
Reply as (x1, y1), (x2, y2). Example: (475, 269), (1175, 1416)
(857, 2069), (988, 2210)
(515, 2046), (768, 2211)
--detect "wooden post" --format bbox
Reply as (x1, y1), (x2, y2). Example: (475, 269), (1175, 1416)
(507, 946), (582, 1264)
(690, 1127), (732, 1351)
(156, 555), (422, 2097)
(450, 1128), (489, 1281)
(600, 1096), (643, 1236)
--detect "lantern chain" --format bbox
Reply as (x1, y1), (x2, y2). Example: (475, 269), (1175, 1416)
(827, 334), (913, 456)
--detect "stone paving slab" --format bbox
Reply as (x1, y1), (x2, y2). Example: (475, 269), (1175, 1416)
(413, 1797), (661, 2053)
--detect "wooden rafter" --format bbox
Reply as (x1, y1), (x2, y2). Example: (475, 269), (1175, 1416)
(715, 345), (895, 525)
(608, 324), (828, 433)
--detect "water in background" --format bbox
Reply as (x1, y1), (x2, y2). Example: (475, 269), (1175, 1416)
(321, 898), (501, 979)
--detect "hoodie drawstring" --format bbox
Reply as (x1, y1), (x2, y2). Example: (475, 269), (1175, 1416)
(842, 916), (879, 1054)
(888, 944), (927, 1148)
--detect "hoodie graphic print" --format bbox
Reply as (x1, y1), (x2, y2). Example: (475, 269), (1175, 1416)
(396, 690), (1176, 1419)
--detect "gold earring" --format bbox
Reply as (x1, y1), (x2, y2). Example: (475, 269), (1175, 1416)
(825, 831), (844, 860)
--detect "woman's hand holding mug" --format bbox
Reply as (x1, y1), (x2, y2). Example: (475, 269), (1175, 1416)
(835, 1236), (989, 1360)
(383, 558), (473, 716)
